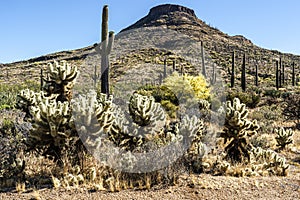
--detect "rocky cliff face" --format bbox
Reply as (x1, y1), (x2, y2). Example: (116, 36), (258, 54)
(121, 4), (199, 32)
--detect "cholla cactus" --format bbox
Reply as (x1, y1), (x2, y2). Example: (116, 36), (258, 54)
(128, 93), (166, 138)
(251, 147), (289, 176)
(129, 93), (165, 126)
(198, 99), (210, 111)
(28, 98), (72, 147)
(275, 127), (294, 151)
(17, 61), (80, 163)
(221, 97), (259, 162)
(72, 91), (115, 150)
(43, 60), (79, 101)
(182, 116), (205, 172)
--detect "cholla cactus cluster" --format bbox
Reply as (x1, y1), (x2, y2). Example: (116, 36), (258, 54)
(17, 60), (79, 161)
(44, 60), (79, 101)
(221, 97), (260, 162)
(251, 147), (289, 176)
(7, 58), (292, 191)
(274, 127), (294, 151)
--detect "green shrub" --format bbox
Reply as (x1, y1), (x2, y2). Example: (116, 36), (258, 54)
(227, 88), (261, 108)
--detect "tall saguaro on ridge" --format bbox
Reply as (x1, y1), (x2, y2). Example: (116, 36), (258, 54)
(101, 5), (114, 95)
(201, 41), (206, 78)
(241, 53), (246, 91)
(231, 51), (235, 88)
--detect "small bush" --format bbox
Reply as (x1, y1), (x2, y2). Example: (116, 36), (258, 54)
(227, 88), (260, 108)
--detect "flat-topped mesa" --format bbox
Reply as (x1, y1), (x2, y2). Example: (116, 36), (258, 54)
(148, 4), (197, 18)
(120, 4), (198, 32)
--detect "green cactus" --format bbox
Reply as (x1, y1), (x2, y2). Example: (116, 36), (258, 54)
(29, 99), (71, 142)
(275, 127), (294, 151)
(276, 60), (279, 90)
(221, 97), (259, 162)
(255, 64), (258, 86)
(241, 53), (246, 91)
(292, 62), (295, 86)
(17, 61), (80, 163)
(251, 147), (289, 176)
(198, 99), (210, 111)
(128, 93), (166, 128)
(201, 41), (206, 78)
(163, 58), (167, 78)
(44, 60), (79, 101)
(101, 5), (114, 95)
(231, 51), (235, 88)
(71, 91), (115, 151)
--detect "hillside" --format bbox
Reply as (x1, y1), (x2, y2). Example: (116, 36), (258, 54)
(1, 4), (300, 89)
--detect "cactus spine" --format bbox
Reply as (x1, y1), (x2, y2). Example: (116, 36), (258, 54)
(101, 5), (114, 96)
(231, 51), (235, 88)
(201, 41), (206, 77)
(241, 53), (246, 91)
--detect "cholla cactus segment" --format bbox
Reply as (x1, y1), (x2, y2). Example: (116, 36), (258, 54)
(28, 98), (72, 145)
(71, 91), (115, 150)
(44, 60), (79, 101)
(198, 99), (210, 110)
(224, 98), (259, 139)
(48, 60), (79, 84)
(17, 89), (59, 118)
(129, 93), (165, 126)
(221, 97), (260, 162)
(251, 147), (289, 176)
(275, 127), (294, 150)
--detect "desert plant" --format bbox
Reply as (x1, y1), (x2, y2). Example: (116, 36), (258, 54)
(136, 85), (179, 118)
(100, 5), (114, 95)
(17, 60), (80, 163)
(231, 51), (235, 88)
(241, 53), (246, 91)
(251, 147), (289, 176)
(226, 88), (260, 108)
(275, 127), (294, 151)
(220, 97), (259, 162)
(201, 41), (206, 77)
(43, 60), (79, 101)
(282, 93), (300, 127)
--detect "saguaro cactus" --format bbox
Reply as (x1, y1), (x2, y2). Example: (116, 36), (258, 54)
(241, 53), (246, 91)
(276, 60), (279, 90)
(282, 62), (285, 86)
(101, 5), (114, 95)
(231, 51), (235, 88)
(172, 60), (176, 72)
(255, 64), (258, 86)
(292, 62), (295, 86)
(163, 58), (167, 78)
(40, 68), (44, 91)
(201, 41), (206, 78)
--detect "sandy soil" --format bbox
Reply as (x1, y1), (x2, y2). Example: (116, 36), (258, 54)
(1, 173), (299, 200)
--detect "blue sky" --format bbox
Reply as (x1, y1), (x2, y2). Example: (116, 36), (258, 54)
(0, 0), (299, 63)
